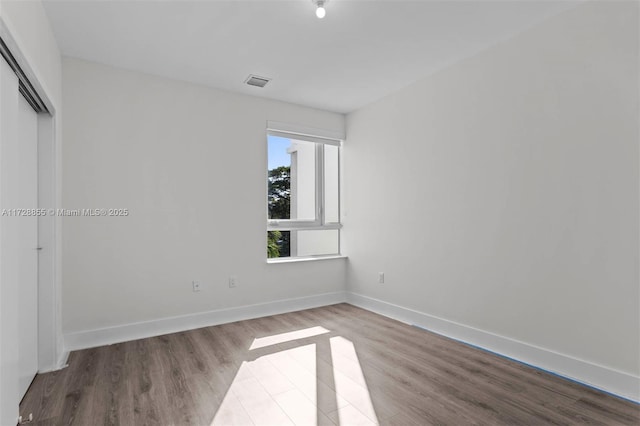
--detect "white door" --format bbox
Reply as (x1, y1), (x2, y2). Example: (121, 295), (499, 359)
(1, 54), (22, 425)
(16, 93), (39, 399)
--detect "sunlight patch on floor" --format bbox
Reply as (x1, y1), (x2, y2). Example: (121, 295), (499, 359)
(329, 336), (379, 425)
(212, 331), (378, 425)
(250, 326), (330, 350)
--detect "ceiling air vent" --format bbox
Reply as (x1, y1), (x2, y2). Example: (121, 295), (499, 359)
(244, 74), (271, 88)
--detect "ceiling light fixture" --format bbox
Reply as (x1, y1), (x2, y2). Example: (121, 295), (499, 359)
(314, 0), (327, 19)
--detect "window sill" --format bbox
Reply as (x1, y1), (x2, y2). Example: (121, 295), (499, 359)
(267, 255), (348, 264)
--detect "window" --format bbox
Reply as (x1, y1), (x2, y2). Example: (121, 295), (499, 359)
(267, 124), (341, 260)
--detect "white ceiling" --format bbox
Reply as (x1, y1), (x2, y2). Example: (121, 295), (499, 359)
(42, 0), (578, 114)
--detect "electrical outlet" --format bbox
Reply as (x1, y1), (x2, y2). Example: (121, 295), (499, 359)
(378, 272), (385, 284)
(229, 276), (237, 288)
(192, 281), (201, 292)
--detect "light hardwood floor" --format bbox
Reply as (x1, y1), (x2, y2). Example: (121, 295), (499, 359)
(20, 304), (639, 425)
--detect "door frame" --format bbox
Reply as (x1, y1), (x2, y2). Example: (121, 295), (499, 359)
(0, 17), (65, 374)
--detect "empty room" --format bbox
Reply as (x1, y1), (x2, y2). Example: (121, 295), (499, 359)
(0, 0), (638, 424)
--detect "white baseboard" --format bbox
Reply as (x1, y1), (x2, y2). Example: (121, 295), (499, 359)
(37, 351), (69, 374)
(347, 292), (640, 403)
(64, 291), (347, 351)
(57, 351), (70, 370)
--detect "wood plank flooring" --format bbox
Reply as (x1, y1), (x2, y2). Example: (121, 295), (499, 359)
(20, 304), (639, 425)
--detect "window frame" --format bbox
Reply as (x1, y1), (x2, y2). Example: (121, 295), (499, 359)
(266, 125), (343, 259)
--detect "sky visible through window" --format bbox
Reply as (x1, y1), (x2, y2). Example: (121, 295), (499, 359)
(268, 135), (291, 170)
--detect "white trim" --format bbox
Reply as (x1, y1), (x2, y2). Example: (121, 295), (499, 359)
(64, 291), (348, 351)
(51, 351), (69, 372)
(267, 121), (344, 143)
(347, 292), (640, 403)
(267, 254), (348, 264)
(267, 223), (342, 231)
(269, 130), (341, 146)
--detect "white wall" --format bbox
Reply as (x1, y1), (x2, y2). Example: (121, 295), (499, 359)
(345, 0), (639, 395)
(62, 58), (346, 339)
